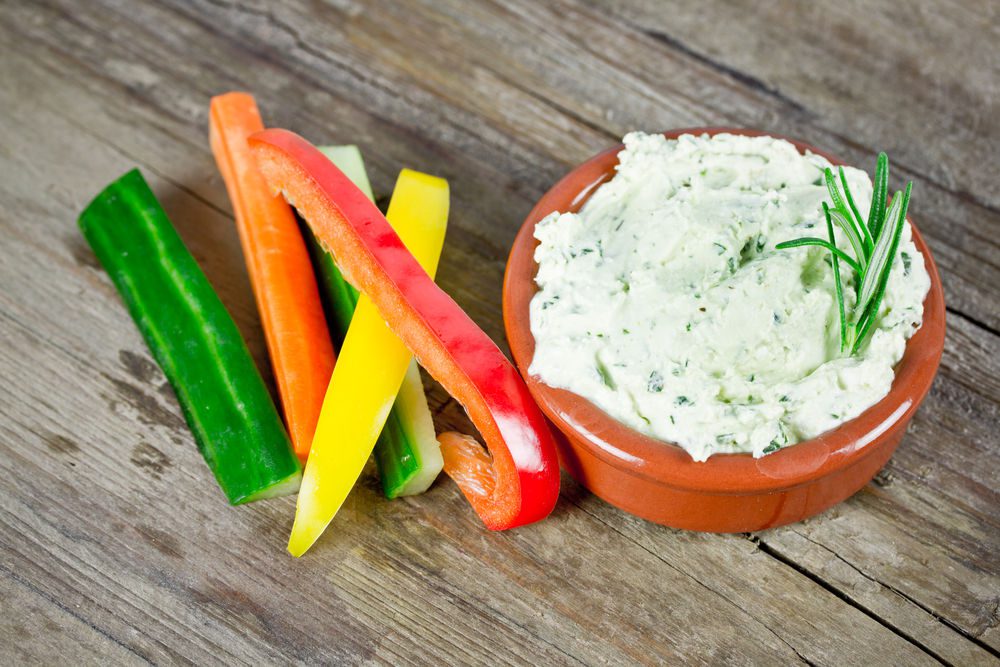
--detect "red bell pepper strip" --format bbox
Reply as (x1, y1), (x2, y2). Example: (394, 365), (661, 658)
(249, 129), (561, 529)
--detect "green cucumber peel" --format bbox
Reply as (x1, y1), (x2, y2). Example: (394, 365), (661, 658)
(79, 169), (301, 504)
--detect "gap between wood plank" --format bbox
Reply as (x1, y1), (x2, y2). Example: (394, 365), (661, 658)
(640, 28), (809, 115)
(403, 35), (996, 656)
(0, 561), (154, 665)
(759, 530), (1000, 662)
(946, 306), (1000, 340)
(507, 0), (1000, 229)
(48, 0), (528, 269)
(594, 6), (1000, 220)
(751, 534), (998, 665)
(52, 108), (232, 221)
(0, 45), (704, 661)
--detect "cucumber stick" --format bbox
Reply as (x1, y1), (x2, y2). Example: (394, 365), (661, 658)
(302, 146), (372, 343)
(79, 169), (301, 504)
(301, 145), (443, 498)
(375, 362), (441, 496)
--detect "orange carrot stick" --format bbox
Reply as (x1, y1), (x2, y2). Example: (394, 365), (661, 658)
(209, 92), (335, 463)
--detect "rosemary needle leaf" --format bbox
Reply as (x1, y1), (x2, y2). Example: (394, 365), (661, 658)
(824, 169), (852, 225)
(825, 168), (870, 262)
(857, 191), (902, 312)
(824, 203), (848, 351)
(851, 181), (911, 354)
(774, 237), (862, 274)
(868, 152), (889, 238)
(838, 166), (874, 255)
(828, 208), (868, 270)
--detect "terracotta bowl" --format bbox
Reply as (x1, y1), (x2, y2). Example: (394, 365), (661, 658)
(503, 128), (946, 532)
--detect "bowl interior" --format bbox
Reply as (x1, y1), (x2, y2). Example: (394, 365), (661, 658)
(503, 128), (946, 493)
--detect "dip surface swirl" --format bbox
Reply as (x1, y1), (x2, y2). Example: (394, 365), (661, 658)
(528, 132), (930, 461)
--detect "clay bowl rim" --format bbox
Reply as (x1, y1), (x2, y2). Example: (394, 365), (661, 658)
(503, 127), (946, 495)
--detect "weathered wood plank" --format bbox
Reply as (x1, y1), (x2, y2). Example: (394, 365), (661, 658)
(140, 0), (1000, 655)
(0, 570), (145, 666)
(0, 42), (942, 665)
(0, 0), (997, 664)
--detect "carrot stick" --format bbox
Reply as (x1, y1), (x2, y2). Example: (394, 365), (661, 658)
(209, 92), (335, 463)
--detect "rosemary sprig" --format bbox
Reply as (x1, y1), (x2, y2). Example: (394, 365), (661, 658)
(776, 153), (912, 356)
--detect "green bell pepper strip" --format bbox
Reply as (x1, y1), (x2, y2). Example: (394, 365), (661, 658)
(299, 145), (443, 499)
(79, 169), (301, 504)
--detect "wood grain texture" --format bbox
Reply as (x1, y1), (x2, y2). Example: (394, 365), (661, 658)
(0, 0), (997, 664)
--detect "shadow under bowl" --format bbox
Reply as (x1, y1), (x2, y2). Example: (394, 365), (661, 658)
(503, 128), (946, 532)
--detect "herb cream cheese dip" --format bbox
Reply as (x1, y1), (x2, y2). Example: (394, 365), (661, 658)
(529, 132), (930, 461)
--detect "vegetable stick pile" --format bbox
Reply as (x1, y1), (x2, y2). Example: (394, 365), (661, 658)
(78, 92), (561, 556)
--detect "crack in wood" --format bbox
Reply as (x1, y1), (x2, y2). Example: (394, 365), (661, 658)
(946, 306), (1000, 340)
(0, 564), (155, 665)
(640, 28), (809, 115)
(52, 108), (231, 220)
(786, 529), (1000, 655)
(749, 533), (999, 666)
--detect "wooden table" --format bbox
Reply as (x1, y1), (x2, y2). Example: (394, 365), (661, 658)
(2, 1), (997, 664)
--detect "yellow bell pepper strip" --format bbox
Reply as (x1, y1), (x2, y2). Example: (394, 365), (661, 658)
(209, 92), (336, 464)
(250, 129), (561, 537)
(302, 145), (444, 499)
(289, 167), (450, 556)
(78, 169), (301, 504)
